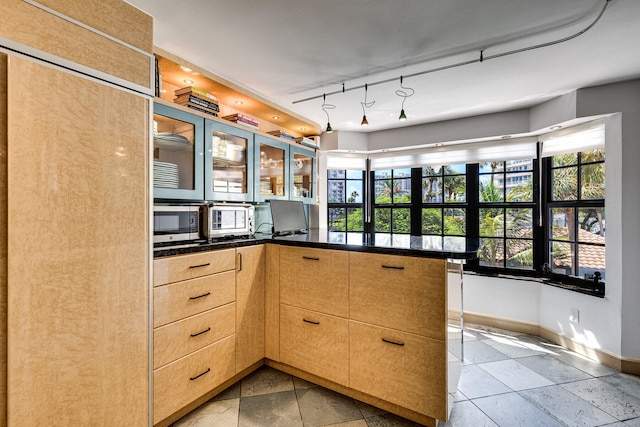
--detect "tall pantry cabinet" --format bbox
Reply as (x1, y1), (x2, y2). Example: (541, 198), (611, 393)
(0, 1), (153, 425)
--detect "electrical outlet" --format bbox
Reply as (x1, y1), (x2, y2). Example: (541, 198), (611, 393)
(570, 308), (580, 323)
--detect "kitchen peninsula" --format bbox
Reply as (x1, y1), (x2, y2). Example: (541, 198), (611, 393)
(152, 231), (476, 426)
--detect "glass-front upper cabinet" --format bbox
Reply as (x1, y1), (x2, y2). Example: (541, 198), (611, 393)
(204, 120), (254, 202)
(255, 135), (288, 202)
(290, 145), (316, 204)
(153, 103), (204, 200)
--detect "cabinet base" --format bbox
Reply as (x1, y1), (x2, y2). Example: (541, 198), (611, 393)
(265, 360), (439, 427)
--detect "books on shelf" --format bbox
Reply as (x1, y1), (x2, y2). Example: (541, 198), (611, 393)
(174, 93), (220, 112)
(222, 114), (259, 131)
(267, 130), (296, 142)
(295, 136), (319, 149)
(174, 86), (218, 102)
(184, 103), (218, 117)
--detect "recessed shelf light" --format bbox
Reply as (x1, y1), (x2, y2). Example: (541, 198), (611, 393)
(180, 66), (193, 73)
(183, 79), (194, 85)
(300, 127), (307, 131)
(235, 100), (244, 105)
(273, 116), (280, 120)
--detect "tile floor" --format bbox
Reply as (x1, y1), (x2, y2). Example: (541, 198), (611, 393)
(171, 323), (640, 427)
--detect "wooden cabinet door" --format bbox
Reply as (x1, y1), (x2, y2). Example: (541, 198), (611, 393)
(236, 245), (266, 372)
(6, 55), (149, 426)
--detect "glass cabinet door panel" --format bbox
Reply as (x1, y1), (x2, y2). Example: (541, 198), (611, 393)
(257, 139), (287, 200)
(290, 146), (316, 203)
(205, 120), (254, 201)
(153, 103), (204, 200)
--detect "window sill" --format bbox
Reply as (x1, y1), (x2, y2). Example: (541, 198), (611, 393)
(464, 269), (605, 298)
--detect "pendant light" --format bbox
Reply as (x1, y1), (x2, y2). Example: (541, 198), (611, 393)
(321, 93), (335, 133)
(360, 83), (375, 127)
(396, 76), (414, 121)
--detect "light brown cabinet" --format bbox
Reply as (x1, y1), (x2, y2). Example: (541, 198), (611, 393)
(235, 245), (266, 372)
(280, 304), (349, 386)
(279, 246), (349, 317)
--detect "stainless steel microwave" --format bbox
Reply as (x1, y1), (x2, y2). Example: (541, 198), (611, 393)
(153, 204), (202, 243)
(203, 203), (255, 239)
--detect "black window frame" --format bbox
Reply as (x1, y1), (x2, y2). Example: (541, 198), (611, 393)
(327, 169), (365, 232)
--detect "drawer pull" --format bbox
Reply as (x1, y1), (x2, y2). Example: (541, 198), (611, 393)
(189, 368), (211, 381)
(189, 292), (211, 300)
(302, 256), (320, 261)
(190, 327), (211, 337)
(189, 263), (211, 269)
(237, 252), (243, 272)
(381, 265), (404, 270)
(303, 318), (320, 325)
(382, 338), (405, 347)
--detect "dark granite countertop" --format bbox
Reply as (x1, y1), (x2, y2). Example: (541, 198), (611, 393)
(153, 230), (478, 260)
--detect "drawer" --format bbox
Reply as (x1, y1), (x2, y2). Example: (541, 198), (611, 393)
(349, 252), (447, 340)
(280, 304), (349, 386)
(153, 335), (236, 425)
(154, 249), (236, 286)
(154, 303), (235, 369)
(280, 246), (348, 317)
(153, 270), (236, 327)
(349, 321), (447, 421)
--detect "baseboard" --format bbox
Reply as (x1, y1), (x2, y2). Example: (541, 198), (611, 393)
(449, 310), (640, 375)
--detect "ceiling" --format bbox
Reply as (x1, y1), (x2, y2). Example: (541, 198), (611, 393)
(126, 0), (640, 134)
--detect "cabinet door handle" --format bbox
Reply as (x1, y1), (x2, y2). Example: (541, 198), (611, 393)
(303, 318), (320, 325)
(237, 252), (243, 272)
(382, 338), (405, 347)
(189, 263), (211, 269)
(381, 265), (404, 270)
(189, 368), (211, 381)
(189, 292), (211, 300)
(302, 256), (320, 261)
(190, 327), (211, 337)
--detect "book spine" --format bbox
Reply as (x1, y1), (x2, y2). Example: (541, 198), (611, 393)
(185, 104), (218, 117)
(186, 94), (219, 111)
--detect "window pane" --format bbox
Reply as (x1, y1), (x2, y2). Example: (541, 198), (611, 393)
(505, 172), (533, 202)
(578, 244), (605, 280)
(328, 208), (346, 231)
(347, 208), (363, 231)
(374, 180), (392, 204)
(479, 238), (504, 267)
(506, 239), (534, 269)
(479, 208), (503, 237)
(444, 208), (466, 236)
(445, 164), (466, 175)
(422, 208), (442, 235)
(374, 208), (390, 232)
(479, 161), (502, 173)
(393, 178), (411, 203)
(550, 241), (574, 275)
(422, 177), (442, 202)
(328, 180), (345, 203)
(345, 180), (363, 203)
(375, 170), (391, 179)
(422, 166), (442, 176)
(553, 153), (577, 167)
(582, 148), (605, 163)
(506, 159), (533, 171)
(578, 208), (605, 239)
(506, 208), (532, 238)
(552, 167), (577, 201)
(392, 208), (411, 233)
(581, 163), (605, 200)
(327, 169), (345, 179)
(444, 176), (466, 202)
(479, 174), (504, 202)
(346, 170), (362, 179)
(395, 168), (412, 178)
(550, 208), (575, 242)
